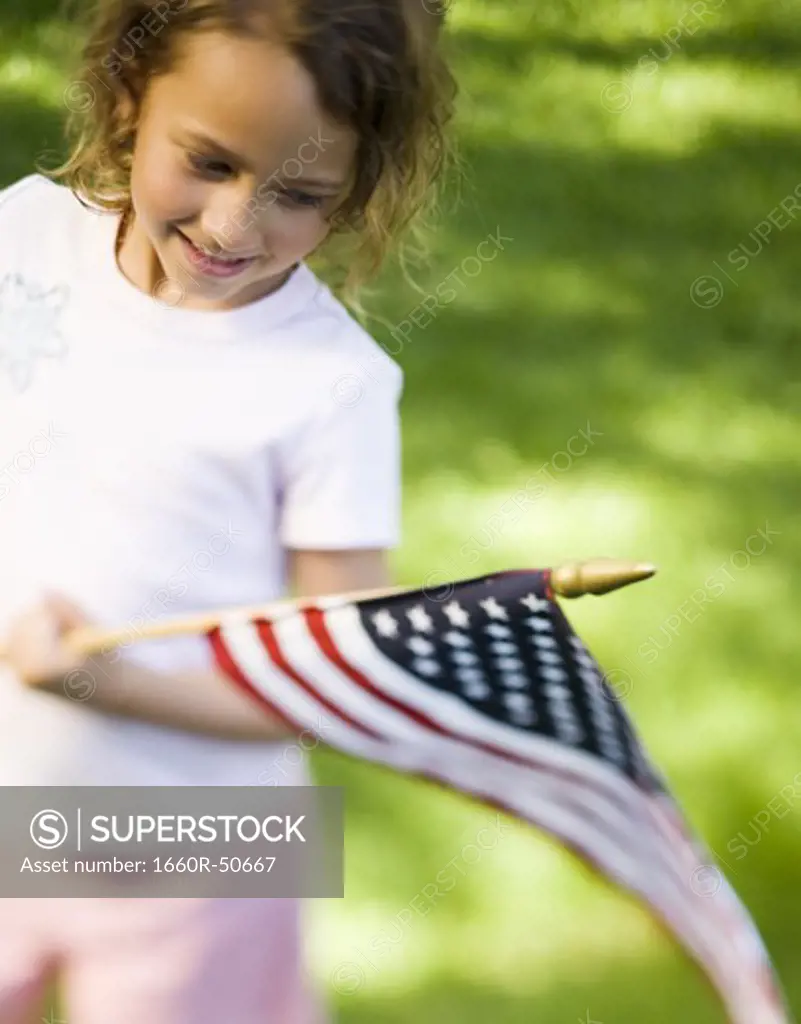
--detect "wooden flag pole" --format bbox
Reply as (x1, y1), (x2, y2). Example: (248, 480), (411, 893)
(2, 558), (657, 661)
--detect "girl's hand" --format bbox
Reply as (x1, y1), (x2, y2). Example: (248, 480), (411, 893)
(3, 593), (91, 690)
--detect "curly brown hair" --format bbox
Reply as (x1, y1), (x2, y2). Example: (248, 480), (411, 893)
(47, 0), (458, 303)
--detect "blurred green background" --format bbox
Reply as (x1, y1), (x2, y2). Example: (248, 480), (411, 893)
(2, 0), (799, 1020)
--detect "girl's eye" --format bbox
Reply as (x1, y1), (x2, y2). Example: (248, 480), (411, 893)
(187, 153), (233, 179)
(279, 189), (325, 209)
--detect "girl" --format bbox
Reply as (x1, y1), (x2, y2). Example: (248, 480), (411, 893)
(0, 1), (456, 1022)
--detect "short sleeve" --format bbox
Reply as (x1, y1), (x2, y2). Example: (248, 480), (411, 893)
(0, 174), (47, 215)
(276, 357), (404, 550)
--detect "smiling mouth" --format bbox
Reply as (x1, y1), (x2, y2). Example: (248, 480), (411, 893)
(175, 229), (263, 277)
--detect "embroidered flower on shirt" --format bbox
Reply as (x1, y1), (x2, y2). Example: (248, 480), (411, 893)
(0, 273), (69, 392)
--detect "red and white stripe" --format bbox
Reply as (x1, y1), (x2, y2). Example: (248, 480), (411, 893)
(209, 601), (790, 1024)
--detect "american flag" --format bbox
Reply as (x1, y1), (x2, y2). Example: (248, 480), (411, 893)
(208, 568), (790, 1023)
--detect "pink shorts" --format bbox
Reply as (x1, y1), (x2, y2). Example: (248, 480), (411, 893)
(0, 897), (324, 1024)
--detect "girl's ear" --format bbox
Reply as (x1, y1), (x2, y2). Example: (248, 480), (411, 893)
(328, 209), (345, 231)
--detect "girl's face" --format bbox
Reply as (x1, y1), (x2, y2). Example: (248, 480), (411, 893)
(119, 30), (358, 311)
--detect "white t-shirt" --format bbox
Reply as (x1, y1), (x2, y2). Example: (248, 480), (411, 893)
(0, 174), (403, 786)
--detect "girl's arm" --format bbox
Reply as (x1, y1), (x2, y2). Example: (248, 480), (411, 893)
(286, 547), (391, 599)
(5, 549), (391, 741)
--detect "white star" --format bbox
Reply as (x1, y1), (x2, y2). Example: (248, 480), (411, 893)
(503, 692), (537, 725)
(499, 671), (529, 689)
(488, 640), (518, 656)
(600, 742), (626, 766)
(556, 718), (585, 744)
(484, 623), (513, 639)
(443, 600), (470, 628)
(372, 609), (399, 638)
(443, 630), (473, 649)
(530, 634), (558, 650)
(480, 596), (508, 620)
(450, 649), (480, 667)
(504, 691), (532, 711)
(537, 649), (563, 665)
(407, 636), (435, 656)
(521, 592), (550, 613)
(454, 666), (485, 684)
(552, 713), (576, 731)
(462, 678), (491, 700)
(525, 616), (552, 633)
(540, 665), (568, 684)
(406, 604), (434, 632)
(589, 700), (615, 723)
(593, 717), (618, 736)
(599, 732), (624, 753)
(494, 656), (525, 672)
(412, 657), (441, 677)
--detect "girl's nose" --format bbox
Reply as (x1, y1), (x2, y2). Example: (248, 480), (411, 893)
(201, 182), (265, 253)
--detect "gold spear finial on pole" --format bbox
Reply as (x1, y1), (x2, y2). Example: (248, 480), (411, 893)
(550, 558), (657, 598)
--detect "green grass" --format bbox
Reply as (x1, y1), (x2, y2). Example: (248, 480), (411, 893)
(2, 0), (800, 1020)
